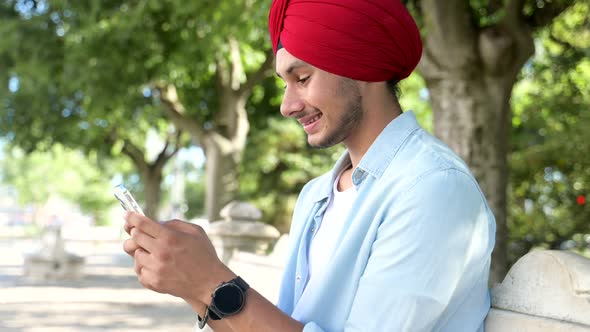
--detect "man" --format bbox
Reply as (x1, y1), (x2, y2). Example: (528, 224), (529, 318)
(123, 0), (496, 331)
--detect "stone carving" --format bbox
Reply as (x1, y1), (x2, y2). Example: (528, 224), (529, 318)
(485, 250), (590, 331)
(23, 225), (85, 282)
(208, 201), (280, 263)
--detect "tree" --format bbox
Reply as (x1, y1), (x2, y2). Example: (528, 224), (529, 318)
(0, 144), (119, 226)
(148, 0), (275, 222)
(0, 0), (196, 219)
(405, 0), (576, 283)
(508, 1), (590, 263)
(1, 0), (276, 222)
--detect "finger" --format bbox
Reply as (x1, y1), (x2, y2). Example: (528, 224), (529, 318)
(164, 220), (203, 236)
(134, 250), (143, 275)
(134, 246), (157, 267)
(125, 212), (164, 239)
(136, 268), (162, 294)
(130, 227), (158, 254)
(123, 218), (133, 235)
(134, 247), (157, 272)
(123, 238), (141, 256)
(134, 248), (160, 291)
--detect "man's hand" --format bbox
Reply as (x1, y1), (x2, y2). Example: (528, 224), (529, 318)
(122, 212), (236, 306)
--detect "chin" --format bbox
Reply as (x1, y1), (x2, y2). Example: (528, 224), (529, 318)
(307, 136), (337, 149)
(306, 136), (323, 149)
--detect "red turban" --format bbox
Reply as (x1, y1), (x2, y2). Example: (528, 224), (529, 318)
(268, 0), (422, 82)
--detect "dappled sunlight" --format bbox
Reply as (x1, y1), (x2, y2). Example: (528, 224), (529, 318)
(0, 238), (194, 331)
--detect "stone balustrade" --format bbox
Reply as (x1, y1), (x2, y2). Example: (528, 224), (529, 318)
(485, 250), (590, 331)
(208, 201), (281, 263)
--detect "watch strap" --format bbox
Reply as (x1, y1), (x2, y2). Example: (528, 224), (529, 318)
(195, 305), (210, 329)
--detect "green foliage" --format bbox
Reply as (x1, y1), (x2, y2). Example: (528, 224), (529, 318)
(399, 72), (433, 132)
(0, 143), (121, 225)
(508, 2), (590, 262)
(1, 0), (588, 260)
(184, 169), (206, 219)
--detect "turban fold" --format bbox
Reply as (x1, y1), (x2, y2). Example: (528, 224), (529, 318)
(268, 0), (422, 82)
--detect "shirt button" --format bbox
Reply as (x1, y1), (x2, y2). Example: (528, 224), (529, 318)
(296, 275), (302, 282)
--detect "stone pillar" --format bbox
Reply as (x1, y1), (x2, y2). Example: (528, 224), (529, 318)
(485, 250), (590, 331)
(208, 201), (280, 264)
(23, 225), (85, 282)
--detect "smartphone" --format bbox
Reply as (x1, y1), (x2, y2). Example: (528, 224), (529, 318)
(113, 184), (145, 215)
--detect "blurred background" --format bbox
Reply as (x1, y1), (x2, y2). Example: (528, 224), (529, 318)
(0, 0), (588, 331)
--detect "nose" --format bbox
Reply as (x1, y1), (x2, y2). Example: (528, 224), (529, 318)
(280, 86), (305, 117)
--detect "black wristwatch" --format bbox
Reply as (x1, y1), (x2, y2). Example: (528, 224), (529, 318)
(208, 276), (249, 320)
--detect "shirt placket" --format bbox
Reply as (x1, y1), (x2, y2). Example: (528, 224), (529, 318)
(293, 199), (329, 304)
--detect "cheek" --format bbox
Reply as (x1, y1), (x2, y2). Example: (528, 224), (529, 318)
(305, 82), (334, 110)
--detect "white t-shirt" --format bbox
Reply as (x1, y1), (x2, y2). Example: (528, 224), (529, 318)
(292, 172), (358, 320)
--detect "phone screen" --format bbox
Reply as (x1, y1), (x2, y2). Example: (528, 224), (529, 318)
(113, 184), (145, 215)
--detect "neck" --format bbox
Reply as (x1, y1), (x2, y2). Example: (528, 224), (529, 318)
(343, 86), (402, 169)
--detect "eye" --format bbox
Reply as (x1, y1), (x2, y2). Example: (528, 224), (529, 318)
(297, 76), (310, 85)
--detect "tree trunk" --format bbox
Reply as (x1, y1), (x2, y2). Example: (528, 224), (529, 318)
(118, 132), (180, 221)
(204, 138), (240, 222)
(157, 43), (273, 223)
(425, 75), (513, 285)
(203, 89), (249, 222)
(142, 168), (163, 220)
(419, 0), (537, 284)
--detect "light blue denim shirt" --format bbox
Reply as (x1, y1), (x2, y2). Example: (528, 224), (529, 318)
(277, 111), (496, 332)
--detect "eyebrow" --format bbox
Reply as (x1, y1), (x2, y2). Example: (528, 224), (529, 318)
(276, 60), (308, 79)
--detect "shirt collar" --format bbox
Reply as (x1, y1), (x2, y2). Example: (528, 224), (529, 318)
(307, 111), (421, 201)
(354, 111), (420, 184)
(307, 152), (350, 203)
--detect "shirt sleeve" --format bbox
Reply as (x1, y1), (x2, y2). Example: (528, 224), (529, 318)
(300, 168), (493, 332)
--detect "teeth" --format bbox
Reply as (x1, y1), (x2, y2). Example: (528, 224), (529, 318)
(305, 114), (321, 126)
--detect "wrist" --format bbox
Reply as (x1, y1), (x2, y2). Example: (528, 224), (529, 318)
(186, 297), (206, 316)
(200, 263), (237, 305)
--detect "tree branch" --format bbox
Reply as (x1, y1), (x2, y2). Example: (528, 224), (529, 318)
(228, 37), (242, 91)
(153, 129), (182, 174)
(238, 48), (275, 97)
(420, 0), (478, 70)
(121, 138), (150, 176)
(155, 83), (206, 144)
(215, 55), (229, 92)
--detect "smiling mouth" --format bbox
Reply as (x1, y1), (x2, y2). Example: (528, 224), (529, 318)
(301, 113), (322, 127)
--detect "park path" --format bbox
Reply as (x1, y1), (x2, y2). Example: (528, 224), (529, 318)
(0, 238), (282, 332)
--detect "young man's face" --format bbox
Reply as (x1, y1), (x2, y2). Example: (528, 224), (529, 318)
(275, 48), (364, 148)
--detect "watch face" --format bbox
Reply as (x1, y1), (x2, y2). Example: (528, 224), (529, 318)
(214, 284), (244, 315)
